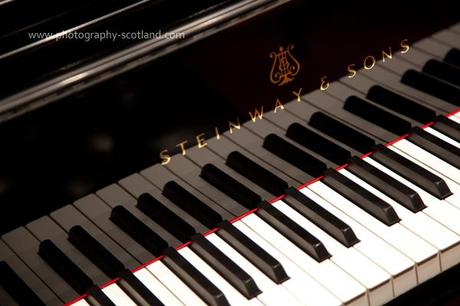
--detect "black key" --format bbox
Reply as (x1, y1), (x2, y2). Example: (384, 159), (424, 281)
(201, 164), (330, 261)
(423, 59), (460, 86)
(309, 112), (376, 153)
(372, 144), (452, 199)
(38, 239), (94, 294)
(226, 151), (288, 196)
(344, 96), (412, 135)
(286, 123), (351, 165)
(263, 134), (327, 177)
(284, 188), (360, 247)
(409, 127), (460, 169)
(401, 70), (460, 106)
(163, 181), (223, 229)
(217, 221), (289, 284)
(68, 225), (125, 279)
(322, 169), (401, 226)
(348, 157), (426, 213)
(444, 48), (460, 68)
(109, 206), (168, 256)
(118, 269), (164, 306)
(434, 115), (460, 143)
(190, 233), (261, 299)
(137, 193), (196, 243)
(86, 286), (116, 306)
(0, 261), (45, 306)
(366, 85), (436, 123)
(256, 201), (331, 262)
(201, 163), (262, 210)
(162, 247), (230, 306)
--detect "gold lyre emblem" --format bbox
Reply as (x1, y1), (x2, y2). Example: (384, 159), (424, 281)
(269, 44), (300, 86)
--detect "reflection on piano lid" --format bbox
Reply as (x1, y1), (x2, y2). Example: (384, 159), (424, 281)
(1, 1), (460, 305)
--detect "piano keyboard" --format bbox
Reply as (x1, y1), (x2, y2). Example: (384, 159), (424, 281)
(1, 22), (460, 306)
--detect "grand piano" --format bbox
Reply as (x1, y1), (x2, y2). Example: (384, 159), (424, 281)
(0, 0), (460, 305)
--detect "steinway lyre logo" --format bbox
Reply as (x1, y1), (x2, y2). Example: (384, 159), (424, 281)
(269, 44), (300, 86)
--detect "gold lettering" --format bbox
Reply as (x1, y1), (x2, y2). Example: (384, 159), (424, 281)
(381, 46), (393, 62)
(292, 88), (303, 102)
(248, 106), (264, 122)
(274, 99), (285, 113)
(229, 118), (241, 134)
(363, 56), (376, 70)
(160, 149), (171, 165)
(400, 38), (410, 54)
(347, 64), (357, 78)
(196, 133), (208, 148)
(214, 127), (221, 140)
(176, 140), (188, 156)
(320, 76), (329, 91)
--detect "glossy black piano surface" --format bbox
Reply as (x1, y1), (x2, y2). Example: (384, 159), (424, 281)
(0, 0), (459, 305)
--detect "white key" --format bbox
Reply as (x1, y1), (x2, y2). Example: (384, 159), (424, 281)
(133, 268), (184, 305)
(340, 168), (460, 271)
(308, 181), (440, 284)
(350, 61), (455, 112)
(240, 214), (368, 306)
(298, 187), (417, 297)
(147, 261), (206, 306)
(2, 228), (78, 302)
(26, 217), (109, 286)
(378, 55), (416, 75)
(391, 140), (460, 185)
(208, 232), (336, 306)
(364, 157), (460, 236)
(231, 222), (342, 306)
(0, 240), (61, 305)
(204, 237), (307, 306)
(102, 284), (137, 306)
(425, 127), (460, 149)
(274, 200), (393, 306)
(451, 22), (460, 34)
(432, 30), (460, 49)
(72, 300), (91, 306)
(97, 184), (180, 247)
(449, 115), (460, 124)
(0, 287), (17, 306)
(74, 195), (153, 263)
(396, 47), (433, 67)
(378, 55), (460, 111)
(178, 247), (262, 306)
(388, 144), (460, 208)
(414, 38), (452, 59)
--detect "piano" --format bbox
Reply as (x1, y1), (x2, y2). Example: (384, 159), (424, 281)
(0, 0), (459, 305)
